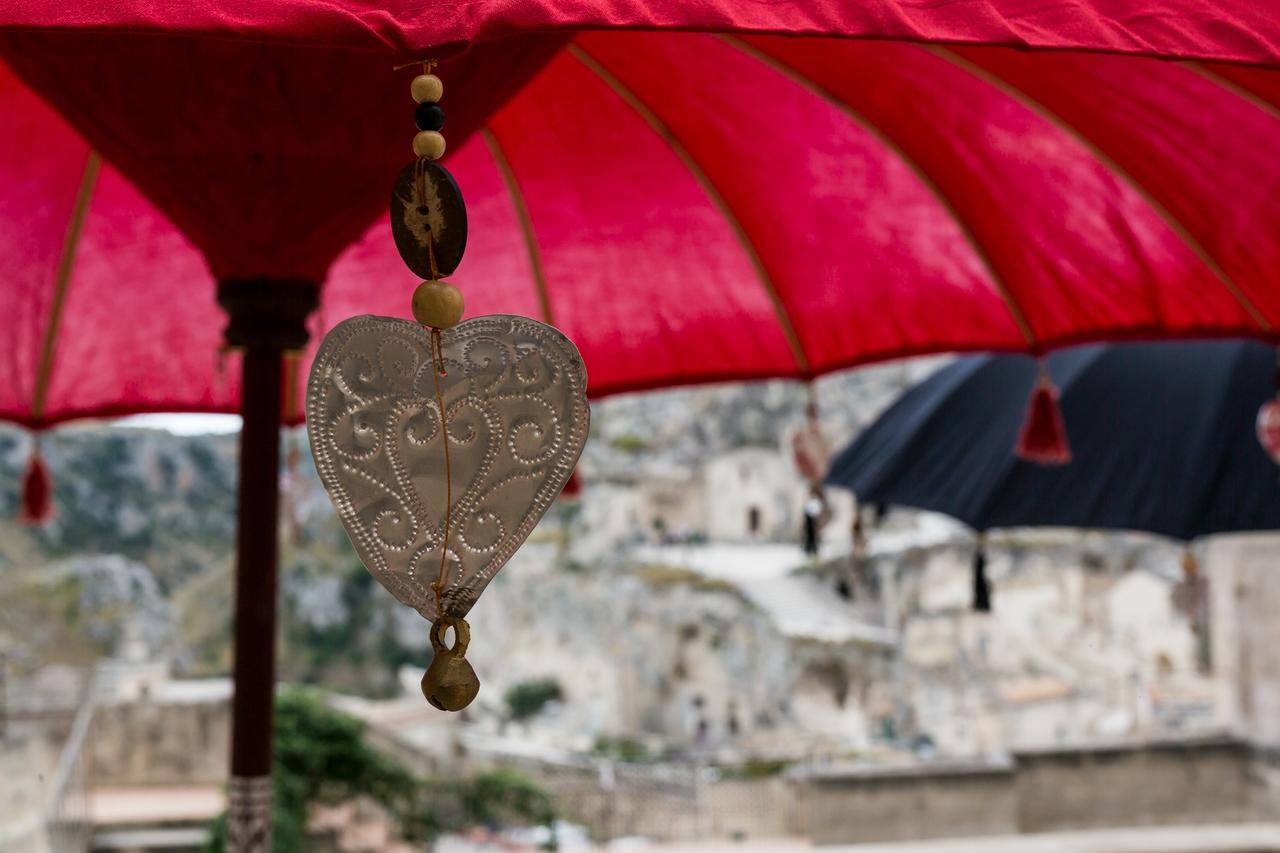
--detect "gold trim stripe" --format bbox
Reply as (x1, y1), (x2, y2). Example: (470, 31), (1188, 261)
(567, 42), (811, 373)
(32, 152), (101, 422)
(481, 128), (556, 327)
(933, 47), (1272, 333)
(723, 36), (1038, 349)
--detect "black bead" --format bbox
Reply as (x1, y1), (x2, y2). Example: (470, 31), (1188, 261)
(415, 102), (445, 132)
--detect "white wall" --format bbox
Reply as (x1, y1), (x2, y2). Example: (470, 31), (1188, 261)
(1208, 533), (1280, 745)
(703, 448), (805, 542)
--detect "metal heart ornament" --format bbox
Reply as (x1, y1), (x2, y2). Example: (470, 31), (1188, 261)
(306, 314), (589, 622)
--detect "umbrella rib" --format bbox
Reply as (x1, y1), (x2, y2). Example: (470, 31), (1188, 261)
(931, 47), (1274, 335)
(31, 152), (101, 424)
(481, 127), (556, 326)
(721, 36), (1037, 350)
(565, 42), (811, 374)
(1182, 62), (1280, 122)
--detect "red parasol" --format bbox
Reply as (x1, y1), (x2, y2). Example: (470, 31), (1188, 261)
(3, 4), (1279, 844)
(3, 36), (1279, 427)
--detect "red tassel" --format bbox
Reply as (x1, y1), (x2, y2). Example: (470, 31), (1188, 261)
(1016, 372), (1071, 466)
(560, 468), (583, 499)
(20, 447), (54, 525)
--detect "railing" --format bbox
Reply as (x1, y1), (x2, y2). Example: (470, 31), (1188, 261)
(43, 670), (97, 853)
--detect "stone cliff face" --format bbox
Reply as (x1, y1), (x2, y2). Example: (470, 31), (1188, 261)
(0, 427), (238, 589)
(463, 542), (893, 753)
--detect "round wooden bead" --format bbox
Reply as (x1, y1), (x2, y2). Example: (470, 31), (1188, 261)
(413, 130), (446, 160)
(415, 102), (445, 132)
(412, 280), (464, 328)
(411, 74), (443, 104)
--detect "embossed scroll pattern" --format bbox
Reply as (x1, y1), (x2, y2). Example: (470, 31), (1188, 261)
(307, 315), (589, 621)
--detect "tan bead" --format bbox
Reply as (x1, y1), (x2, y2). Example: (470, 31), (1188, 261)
(411, 74), (443, 104)
(412, 280), (464, 328)
(413, 130), (446, 160)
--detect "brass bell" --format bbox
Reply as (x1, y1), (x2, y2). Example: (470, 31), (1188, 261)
(421, 616), (480, 711)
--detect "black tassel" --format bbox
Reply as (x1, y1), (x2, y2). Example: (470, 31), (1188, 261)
(972, 542), (991, 612)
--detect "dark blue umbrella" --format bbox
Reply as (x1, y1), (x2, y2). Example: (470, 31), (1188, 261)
(827, 340), (1280, 542)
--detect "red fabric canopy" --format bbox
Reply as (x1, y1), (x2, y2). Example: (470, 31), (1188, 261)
(3, 0), (1279, 63)
(0, 33), (566, 282)
(2, 24), (1280, 426)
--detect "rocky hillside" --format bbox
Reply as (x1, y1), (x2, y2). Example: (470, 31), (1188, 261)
(0, 426), (238, 589)
(584, 359), (945, 475)
(0, 367), (930, 697)
(0, 359), (1210, 756)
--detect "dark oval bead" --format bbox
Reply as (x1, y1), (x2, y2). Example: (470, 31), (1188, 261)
(415, 102), (445, 132)
(389, 160), (467, 278)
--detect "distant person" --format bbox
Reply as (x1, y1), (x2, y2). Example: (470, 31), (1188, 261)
(852, 508), (866, 554)
(802, 486), (830, 556)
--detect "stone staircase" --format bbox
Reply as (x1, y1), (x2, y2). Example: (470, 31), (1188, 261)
(637, 543), (897, 645)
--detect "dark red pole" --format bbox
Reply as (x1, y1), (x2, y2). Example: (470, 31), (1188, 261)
(217, 281), (317, 853)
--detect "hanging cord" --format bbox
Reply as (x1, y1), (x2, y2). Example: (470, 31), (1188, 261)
(415, 158), (429, 218)
(413, 157), (442, 282)
(426, 227), (451, 613)
(429, 325), (453, 613)
(394, 58), (438, 73)
(424, 222), (439, 281)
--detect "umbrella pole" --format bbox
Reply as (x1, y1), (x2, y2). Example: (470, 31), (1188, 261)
(217, 281), (317, 853)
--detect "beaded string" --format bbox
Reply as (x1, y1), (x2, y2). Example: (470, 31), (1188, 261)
(398, 58), (459, 620)
(401, 58), (453, 617)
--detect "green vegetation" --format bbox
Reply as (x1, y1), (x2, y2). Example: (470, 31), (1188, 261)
(631, 564), (743, 598)
(205, 687), (555, 851)
(719, 757), (790, 779)
(592, 734), (649, 763)
(527, 526), (570, 546)
(504, 678), (565, 721)
(0, 569), (107, 666)
(460, 770), (556, 830)
(609, 433), (649, 453)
